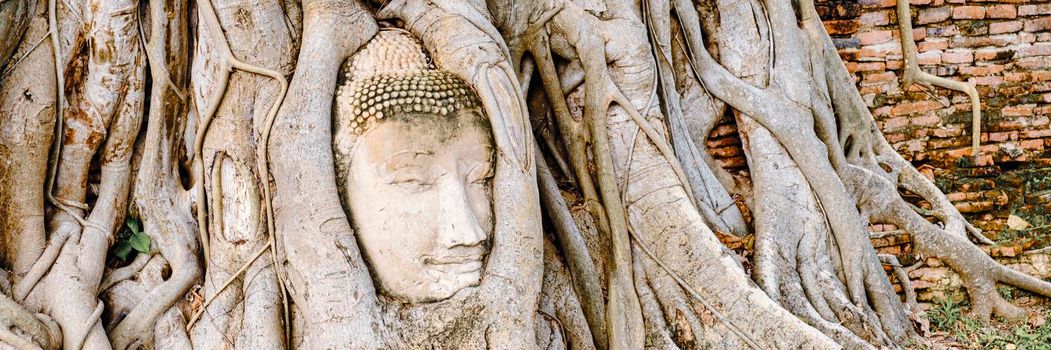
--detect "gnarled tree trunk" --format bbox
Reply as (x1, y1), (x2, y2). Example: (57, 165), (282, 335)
(1, 0), (1048, 349)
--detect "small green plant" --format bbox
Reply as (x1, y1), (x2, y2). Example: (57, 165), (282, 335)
(928, 297), (964, 332)
(113, 217), (151, 261)
(998, 286), (1014, 301)
(976, 313), (1051, 350)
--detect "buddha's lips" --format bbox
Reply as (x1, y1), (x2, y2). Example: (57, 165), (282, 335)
(423, 254), (483, 266)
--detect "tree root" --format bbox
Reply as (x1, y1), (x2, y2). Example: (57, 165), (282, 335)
(108, 252), (199, 349)
(896, 1), (981, 159)
(528, 33), (609, 240)
(191, 0), (290, 341)
(99, 251), (154, 293)
(536, 2), (737, 346)
(193, 0), (287, 267)
(266, 0), (378, 346)
(847, 165), (1051, 322)
(0, 0), (31, 73)
(12, 225), (72, 301)
(0, 34), (48, 86)
(537, 148), (608, 349)
(626, 226), (760, 349)
(642, 0), (748, 237)
(67, 301), (103, 350)
(572, 24), (646, 350)
(382, 1), (546, 346)
(41, 0), (106, 243)
(878, 254), (917, 313)
(0, 293), (56, 350)
(185, 242), (270, 330)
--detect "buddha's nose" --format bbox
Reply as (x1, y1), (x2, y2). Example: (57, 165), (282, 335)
(437, 176), (487, 248)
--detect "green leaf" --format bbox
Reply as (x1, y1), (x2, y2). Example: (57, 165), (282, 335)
(114, 242), (134, 261)
(126, 217), (142, 234)
(129, 231), (151, 253)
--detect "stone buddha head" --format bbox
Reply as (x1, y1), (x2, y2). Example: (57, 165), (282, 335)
(333, 30), (494, 304)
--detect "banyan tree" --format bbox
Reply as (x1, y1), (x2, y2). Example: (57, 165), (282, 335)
(0, 0), (1048, 348)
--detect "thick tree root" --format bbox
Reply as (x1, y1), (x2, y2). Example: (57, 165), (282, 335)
(537, 150), (607, 348)
(643, 0), (749, 236)
(0, 0), (31, 72)
(113, 0), (196, 346)
(188, 0), (291, 345)
(847, 165), (1051, 322)
(0, 293), (57, 349)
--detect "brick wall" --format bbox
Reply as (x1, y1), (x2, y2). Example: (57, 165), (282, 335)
(710, 0), (1051, 241)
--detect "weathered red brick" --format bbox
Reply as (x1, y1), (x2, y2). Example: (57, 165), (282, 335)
(928, 25), (960, 37)
(932, 126), (963, 138)
(1004, 72), (1029, 82)
(947, 192), (979, 201)
(1019, 56), (1051, 69)
(951, 34), (1020, 48)
(885, 132), (907, 143)
(912, 114), (943, 127)
(987, 132), (1015, 142)
(710, 124), (737, 138)
(974, 75), (1004, 86)
(960, 65), (1005, 76)
(860, 0), (895, 8)
(942, 49), (974, 63)
(953, 6), (986, 20)
(1024, 16), (1051, 32)
(955, 201), (994, 214)
(1002, 104), (1036, 117)
(856, 62), (887, 71)
(860, 11), (892, 26)
(1019, 42), (1051, 57)
(918, 50), (944, 65)
(864, 71), (897, 83)
(987, 5), (1017, 19)
(825, 20), (861, 36)
(859, 85), (888, 94)
(1021, 128), (1051, 139)
(913, 28), (927, 41)
(974, 48), (1015, 61)
(859, 42), (902, 59)
(1020, 139), (1045, 150)
(929, 137), (969, 149)
(883, 117), (910, 130)
(860, 30), (894, 45)
(919, 39), (950, 52)
(1028, 116), (1050, 127)
(990, 20), (1023, 34)
(892, 100), (944, 115)
(1022, 31), (1038, 44)
(709, 146), (742, 158)
(918, 7), (952, 25)
(1019, 4), (1051, 17)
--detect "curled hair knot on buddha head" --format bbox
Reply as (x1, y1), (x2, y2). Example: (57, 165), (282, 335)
(339, 71), (483, 136)
(334, 29), (487, 148)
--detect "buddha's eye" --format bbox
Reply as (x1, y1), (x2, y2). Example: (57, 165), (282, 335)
(388, 168), (435, 191)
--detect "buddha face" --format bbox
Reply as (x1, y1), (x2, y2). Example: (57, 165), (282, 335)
(345, 109), (495, 304)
